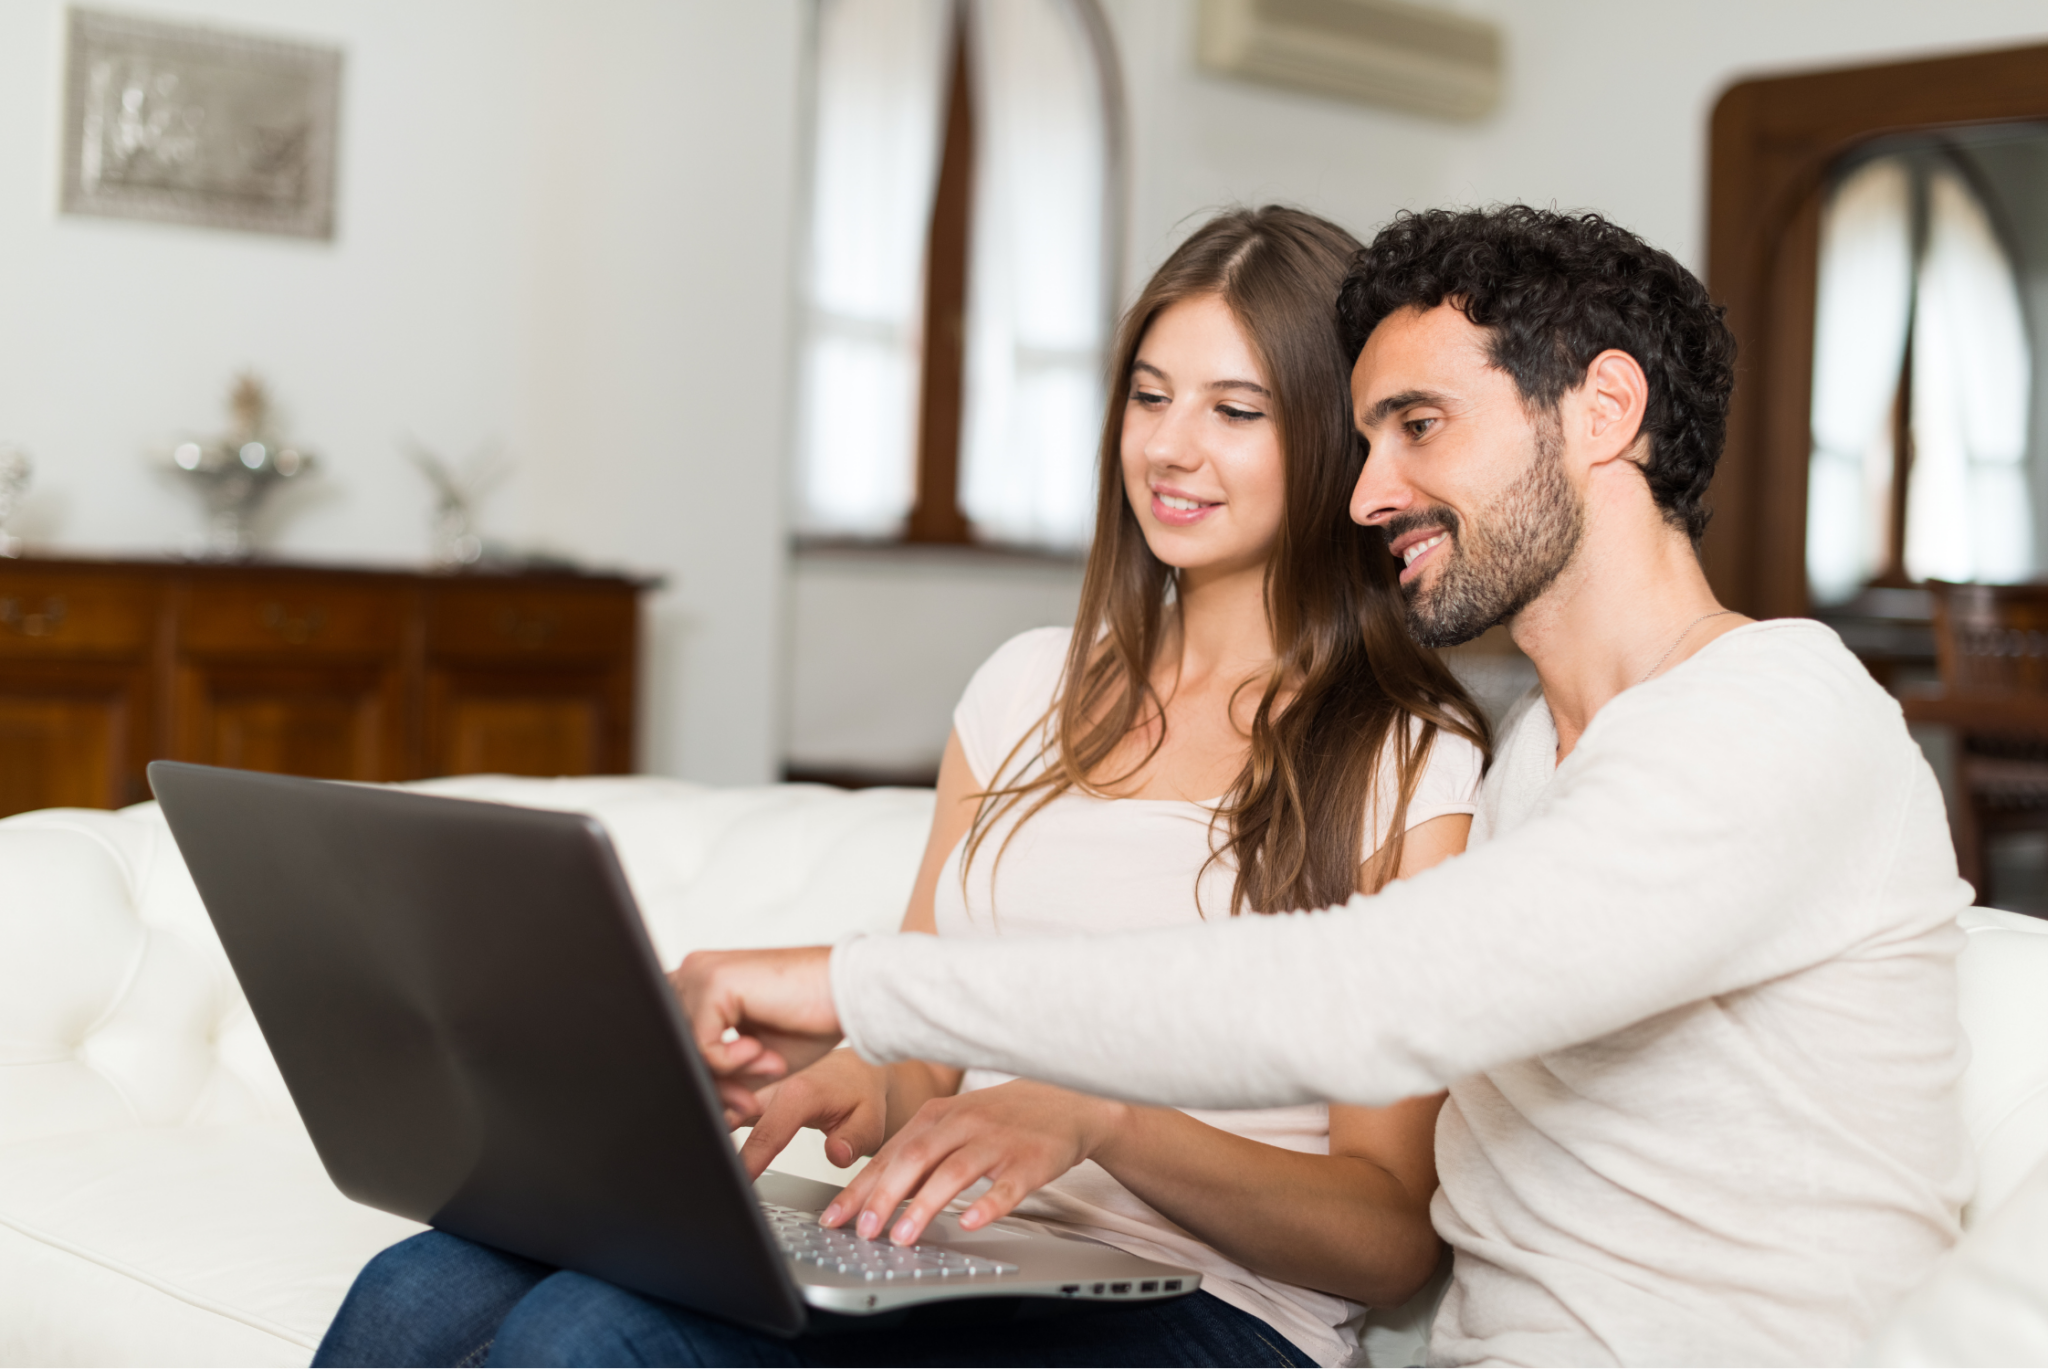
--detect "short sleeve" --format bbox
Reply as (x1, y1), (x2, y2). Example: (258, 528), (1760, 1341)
(951, 628), (1073, 785)
(1362, 721), (1483, 855)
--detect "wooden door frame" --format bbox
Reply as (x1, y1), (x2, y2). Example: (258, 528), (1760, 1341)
(1704, 41), (2048, 619)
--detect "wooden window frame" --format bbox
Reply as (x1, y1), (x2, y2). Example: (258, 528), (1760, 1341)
(1704, 41), (2048, 619)
(905, 5), (977, 544)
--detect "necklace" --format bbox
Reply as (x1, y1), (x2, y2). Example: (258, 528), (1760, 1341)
(1638, 610), (1737, 685)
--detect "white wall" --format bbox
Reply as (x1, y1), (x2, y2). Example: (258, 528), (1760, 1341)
(0, 0), (805, 783)
(788, 548), (1085, 773)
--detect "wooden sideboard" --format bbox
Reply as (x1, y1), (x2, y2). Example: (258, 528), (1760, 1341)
(0, 557), (648, 818)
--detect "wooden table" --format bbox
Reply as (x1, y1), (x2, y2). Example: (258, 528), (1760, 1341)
(0, 557), (650, 818)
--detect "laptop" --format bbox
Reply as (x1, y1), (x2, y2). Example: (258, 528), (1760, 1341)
(147, 761), (1197, 1336)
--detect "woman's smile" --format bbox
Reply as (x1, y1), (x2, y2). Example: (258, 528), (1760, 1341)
(1150, 485), (1222, 526)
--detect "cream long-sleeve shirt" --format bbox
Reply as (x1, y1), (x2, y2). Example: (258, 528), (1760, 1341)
(833, 621), (1974, 1366)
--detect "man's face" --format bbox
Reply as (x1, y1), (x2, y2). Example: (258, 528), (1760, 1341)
(1349, 304), (1584, 647)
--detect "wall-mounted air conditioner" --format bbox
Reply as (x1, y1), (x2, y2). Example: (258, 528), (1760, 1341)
(1197, 0), (1502, 121)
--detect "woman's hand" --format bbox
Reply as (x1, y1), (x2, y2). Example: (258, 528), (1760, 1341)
(733, 1049), (890, 1179)
(821, 1079), (1130, 1246)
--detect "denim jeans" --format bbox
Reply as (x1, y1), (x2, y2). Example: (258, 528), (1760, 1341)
(314, 1230), (1314, 1367)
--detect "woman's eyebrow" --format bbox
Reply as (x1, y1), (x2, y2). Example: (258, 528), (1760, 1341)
(1208, 378), (1270, 396)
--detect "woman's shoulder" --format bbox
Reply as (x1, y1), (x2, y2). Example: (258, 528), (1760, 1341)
(953, 627), (1075, 784)
(1364, 714), (1485, 849)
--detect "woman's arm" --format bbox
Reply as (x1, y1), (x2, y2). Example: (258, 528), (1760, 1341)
(825, 814), (1471, 1306)
(730, 731), (978, 1173)
(1085, 814), (1465, 1304)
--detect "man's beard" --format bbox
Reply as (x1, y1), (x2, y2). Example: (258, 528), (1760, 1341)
(1388, 422), (1585, 648)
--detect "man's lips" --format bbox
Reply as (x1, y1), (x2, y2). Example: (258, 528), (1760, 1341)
(1389, 528), (1450, 583)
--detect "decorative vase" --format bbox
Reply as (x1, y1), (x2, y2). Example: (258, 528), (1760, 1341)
(169, 374), (317, 559)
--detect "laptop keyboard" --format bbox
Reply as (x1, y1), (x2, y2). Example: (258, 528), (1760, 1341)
(761, 1202), (1020, 1281)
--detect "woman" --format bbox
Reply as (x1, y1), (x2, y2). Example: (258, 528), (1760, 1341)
(316, 206), (1490, 1368)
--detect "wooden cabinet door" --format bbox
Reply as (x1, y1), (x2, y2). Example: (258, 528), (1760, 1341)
(173, 660), (406, 781)
(425, 667), (611, 777)
(0, 570), (159, 815)
(170, 582), (410, 781)
(423, 582), (637, 777)
(0, 662), (152, 816)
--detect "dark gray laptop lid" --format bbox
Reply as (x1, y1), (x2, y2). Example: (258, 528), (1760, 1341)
(147, 761), (806, 1336)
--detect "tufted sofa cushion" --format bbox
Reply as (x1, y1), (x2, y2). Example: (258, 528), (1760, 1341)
(1952, 906), (2048, 1225)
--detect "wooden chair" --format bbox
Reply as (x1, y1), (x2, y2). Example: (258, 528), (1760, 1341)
(1901, 582), (2048, 898)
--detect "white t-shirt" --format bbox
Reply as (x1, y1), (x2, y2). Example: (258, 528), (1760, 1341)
(837, 620), (1974, 1366)
(934, 627), (1484, 1367)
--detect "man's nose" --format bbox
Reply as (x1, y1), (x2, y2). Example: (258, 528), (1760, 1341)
(1350, 444), (1413, 526)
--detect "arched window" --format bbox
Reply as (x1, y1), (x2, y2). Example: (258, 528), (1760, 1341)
(791, 0), (1120, 552)
(1806, 148), (2033, 605)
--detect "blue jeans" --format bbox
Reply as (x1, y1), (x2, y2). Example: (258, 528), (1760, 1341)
(315, 1230), (1313, 1367)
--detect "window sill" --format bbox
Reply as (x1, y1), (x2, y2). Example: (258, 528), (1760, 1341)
(790, 536), (1086, 568)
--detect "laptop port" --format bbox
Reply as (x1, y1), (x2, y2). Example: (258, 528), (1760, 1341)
(1060, 1285), (1080, 1296)
(1140, 1280), (1159, 1293)
(1111, 1282), (1132, 1295)
(1163, 1279), (1184, 1291)
(1090, 1282), (1106, 1295)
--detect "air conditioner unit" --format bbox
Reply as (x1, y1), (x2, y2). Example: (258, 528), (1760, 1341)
(1197, 0), (1502, 121)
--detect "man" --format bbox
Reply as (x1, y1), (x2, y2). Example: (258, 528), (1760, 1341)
(679, 207), (1973, 1365)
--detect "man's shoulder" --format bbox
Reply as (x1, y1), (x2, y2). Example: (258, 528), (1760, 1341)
(1614, 618), (1909, 772)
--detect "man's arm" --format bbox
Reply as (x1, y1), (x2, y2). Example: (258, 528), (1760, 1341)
(689, 639), (1964, 1110)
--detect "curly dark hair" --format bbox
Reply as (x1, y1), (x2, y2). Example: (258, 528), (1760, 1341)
(1337, 205), (1736, 543)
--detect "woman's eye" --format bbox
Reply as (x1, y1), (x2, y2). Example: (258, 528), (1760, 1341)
(1218, 404), (1263, 422)
(1131, 389), (1167, 408)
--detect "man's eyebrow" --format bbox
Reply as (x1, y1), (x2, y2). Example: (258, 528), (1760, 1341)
(1358, 388), (1451, 428)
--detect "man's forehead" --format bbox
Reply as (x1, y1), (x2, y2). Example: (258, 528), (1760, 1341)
(1350, 303), (1497, 419)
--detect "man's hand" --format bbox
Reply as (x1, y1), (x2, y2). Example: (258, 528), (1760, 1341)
(668, 946), (842, 1117)
(734, 1049), (889, 1179)
(819, 1079), (1130, 1247)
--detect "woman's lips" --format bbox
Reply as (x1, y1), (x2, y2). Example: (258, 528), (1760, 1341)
(1151, 490), (1219, 527)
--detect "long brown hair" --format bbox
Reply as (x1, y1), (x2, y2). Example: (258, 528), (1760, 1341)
(965, 206), (1490, 915)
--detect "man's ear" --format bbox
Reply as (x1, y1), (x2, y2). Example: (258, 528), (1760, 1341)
(1574, 349), (1649, 468)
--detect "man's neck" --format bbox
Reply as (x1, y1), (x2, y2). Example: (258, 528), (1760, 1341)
(1508, 520), (1740, 762)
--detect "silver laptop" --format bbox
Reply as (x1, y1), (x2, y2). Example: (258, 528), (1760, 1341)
(148, 761), (1196, 1336)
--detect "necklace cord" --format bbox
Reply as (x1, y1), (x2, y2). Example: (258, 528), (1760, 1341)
(1638, 610), (1737, 686)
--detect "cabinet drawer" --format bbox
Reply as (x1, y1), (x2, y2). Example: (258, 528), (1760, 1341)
(180, 584), (404, 657)
(0, 575), (156, 656)
(427, 586), (635, 660)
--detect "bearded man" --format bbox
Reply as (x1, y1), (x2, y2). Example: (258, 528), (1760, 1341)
(679, 206), (1974, 1366)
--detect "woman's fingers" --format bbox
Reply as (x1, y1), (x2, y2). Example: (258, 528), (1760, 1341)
(737, 1096), (810, 1181)
(889, 1143), (1008, 1245)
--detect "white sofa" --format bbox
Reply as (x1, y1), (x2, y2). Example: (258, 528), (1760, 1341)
(2, 775), (2045, 1366)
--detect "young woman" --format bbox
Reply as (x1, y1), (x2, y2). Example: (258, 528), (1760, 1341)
(315, 207), (1490, 1368)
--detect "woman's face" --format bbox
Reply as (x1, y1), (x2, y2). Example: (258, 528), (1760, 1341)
(1120, 294), (1287, 579)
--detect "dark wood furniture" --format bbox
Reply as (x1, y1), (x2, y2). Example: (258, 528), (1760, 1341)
(0, 557), (647, 819)
(1902, 582), (2048, 896)
(1704, 41), (2048, 621)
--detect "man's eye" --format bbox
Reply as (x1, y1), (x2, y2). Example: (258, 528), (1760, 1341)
(1406, 417), (1438, 439)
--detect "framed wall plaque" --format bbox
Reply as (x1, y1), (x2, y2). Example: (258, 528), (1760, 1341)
(60, 8), (342, 240)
